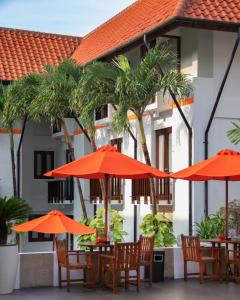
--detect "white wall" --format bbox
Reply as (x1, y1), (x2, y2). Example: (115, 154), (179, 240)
(192, 30), (240, 226)
(20, 120), (74, 252)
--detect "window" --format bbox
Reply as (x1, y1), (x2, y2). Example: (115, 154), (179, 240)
(52, 120), (62, 134)
(131, 128), (172, 204)
(156, 127), (172, 202)
(28, 215), (53, 242)
(34, 151), (54, 179)
(95, 105), (108, 120)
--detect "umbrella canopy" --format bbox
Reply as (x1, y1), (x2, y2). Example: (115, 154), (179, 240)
(45, 145), (169, 231)
(172, 149), (240, 181)
(45, 145), (168, 179)
(12, 210), (95, 235)
(172, 149), (240, 238)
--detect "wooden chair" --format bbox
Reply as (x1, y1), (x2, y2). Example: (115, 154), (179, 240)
(99, 242), (141, 293)
(181, 235), (219, 283)
(139, 235), (154, 285)
(226, 247), (240, 282)
(55, 238), (96, 292)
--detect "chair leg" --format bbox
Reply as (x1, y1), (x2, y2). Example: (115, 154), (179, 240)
(199, 263), (204, 284)
(67, 268), (70, 292)
(149, 264), (153, 286)
(137, 268), (141, 293)
(125, 270), (129, 289)
(184, 261), (187, 281)
(58, 266), (62, 288)
(113, 270), (118, 293)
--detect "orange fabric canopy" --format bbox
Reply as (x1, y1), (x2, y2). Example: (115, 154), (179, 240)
(171, 149), (240, 181)
(12, 210), (95, 235)
(171, 149), (240, 239)
(45, 145), (168, 179)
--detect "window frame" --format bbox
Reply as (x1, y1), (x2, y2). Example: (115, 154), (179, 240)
(155, 127), (172, 202)
(34, 150), (54, 179)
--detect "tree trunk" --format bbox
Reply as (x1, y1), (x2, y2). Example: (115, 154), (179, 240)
(61, 120), (88, 219)
(9, 130), (17, 197)
(137, 116), (157, 215)
(89, 134), (106, 203)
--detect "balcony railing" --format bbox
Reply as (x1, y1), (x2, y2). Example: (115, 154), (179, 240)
(90, 178), (123, 203)
(132, 178), (172, 204)
(48, 179), (74, 204)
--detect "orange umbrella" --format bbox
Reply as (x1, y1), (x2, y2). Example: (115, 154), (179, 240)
(45, 145), (168, 179)
(45, 145), (168, 230)
(172, 149), (240, 238)
(12, 210), (95, 235)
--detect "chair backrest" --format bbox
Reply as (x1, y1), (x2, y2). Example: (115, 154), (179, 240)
(114, 242), (141, 271)
(181, 234), (201, 262)
(139, 235), (154, 263)
(55, 238), (68, 266)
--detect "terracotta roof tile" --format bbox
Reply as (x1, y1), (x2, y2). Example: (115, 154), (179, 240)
(0, 27), (82, 81)
(72, 0), (240, 65)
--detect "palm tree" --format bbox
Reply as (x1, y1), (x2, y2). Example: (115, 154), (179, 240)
(71, 62), (120, 199)
(0, 196), (31, 244)
(87, 43), (192, 214)
(2, 74), (42, 196)
(228, 121), (240, 145)
(30, 59), (88, 219)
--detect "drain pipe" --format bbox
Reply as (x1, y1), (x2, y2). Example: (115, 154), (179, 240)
(204, 27), (240, 217)
(17, 115), (28, 197)
(143, 35), (193, 234)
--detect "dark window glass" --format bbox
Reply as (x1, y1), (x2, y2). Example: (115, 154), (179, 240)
(34, 151), (54, 179)
(95, 105), (108, 120)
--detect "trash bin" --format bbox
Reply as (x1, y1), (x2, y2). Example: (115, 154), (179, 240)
(145, 250), (165, 282)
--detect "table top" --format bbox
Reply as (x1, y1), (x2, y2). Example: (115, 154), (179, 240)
(201, 238), (240, 244)
(78, 242), (114, 248)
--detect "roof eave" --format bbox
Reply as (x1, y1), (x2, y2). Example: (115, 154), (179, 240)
(78, 17), (240, 66)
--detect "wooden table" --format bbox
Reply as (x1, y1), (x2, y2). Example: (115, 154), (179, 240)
(201, 238), (240, 279)
(78, 242), (114, 284)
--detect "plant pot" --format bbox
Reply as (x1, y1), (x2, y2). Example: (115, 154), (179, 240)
(0, 244), (19, 294)
(97, 237), (107, 244)
(218, 234), (225, 240)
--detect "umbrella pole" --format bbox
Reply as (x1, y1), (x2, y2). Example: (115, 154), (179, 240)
(225, 179), (229, 240)
(104, 176), (109, 233)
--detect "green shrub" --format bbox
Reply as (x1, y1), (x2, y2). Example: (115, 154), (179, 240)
(76, 209), (127, 248)
(0, 196), (31, 245)
(195, 213), (225, 239)
(140, 213), (176, 247)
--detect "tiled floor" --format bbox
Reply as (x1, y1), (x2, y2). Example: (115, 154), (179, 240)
(1, 279), (239, 300)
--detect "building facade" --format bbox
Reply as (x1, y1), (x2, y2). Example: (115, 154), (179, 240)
(0, 0), (240, 252)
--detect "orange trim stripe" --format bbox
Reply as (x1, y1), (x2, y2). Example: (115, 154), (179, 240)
(128, 97), (194, 121)
(73, 125), (105, 136)
(0, 129), (22, 134)
(171, 97), (194, 108)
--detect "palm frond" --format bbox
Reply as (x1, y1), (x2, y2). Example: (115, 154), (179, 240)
(228, 121), (240, 145)
(0, 196), (31, 222)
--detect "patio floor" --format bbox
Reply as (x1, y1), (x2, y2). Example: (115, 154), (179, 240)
(1, 279), (239, 300)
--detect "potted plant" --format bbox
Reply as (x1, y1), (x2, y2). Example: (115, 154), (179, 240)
(0, 196), (31, 294)
(195, 213), (226, 239)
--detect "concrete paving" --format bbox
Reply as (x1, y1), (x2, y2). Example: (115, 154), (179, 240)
(1, 279), (240, 300)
